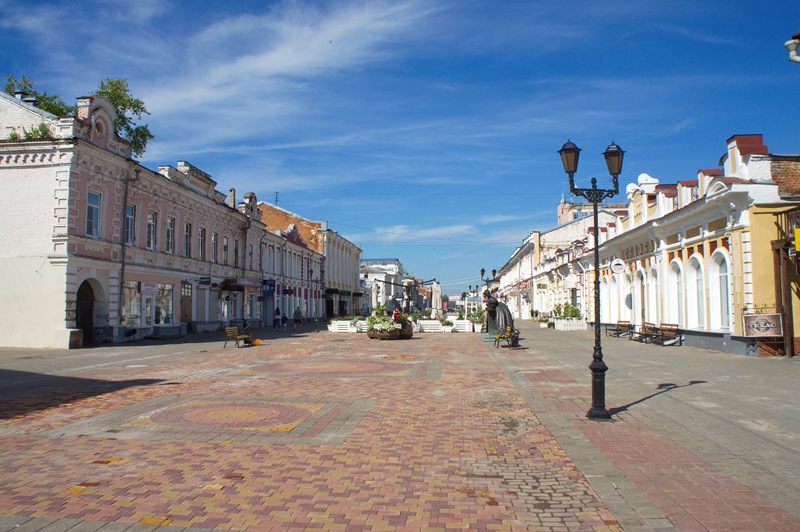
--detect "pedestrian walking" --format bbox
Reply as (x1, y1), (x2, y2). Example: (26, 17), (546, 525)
(281, 314), (288, 331)
(293, 307), (303, 332)
(273, 309), (281, 330)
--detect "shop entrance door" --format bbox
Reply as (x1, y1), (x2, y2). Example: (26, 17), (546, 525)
(181, 282), (193, 326)
(76, 281), (94, 343)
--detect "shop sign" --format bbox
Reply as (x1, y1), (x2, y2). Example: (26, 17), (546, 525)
(518, 281), (529, 289)
(621, 240), (655, 261)
(262, 279), (275, 295)
(141, 281), (158, 295)
(743, 313), (783, 337)
(199, 276), (211, 285)
(610, 258), (626, 274)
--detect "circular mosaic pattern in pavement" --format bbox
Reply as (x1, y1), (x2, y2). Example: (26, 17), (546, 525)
(256, 360), (410, 375)
(151, 401), (310, 430)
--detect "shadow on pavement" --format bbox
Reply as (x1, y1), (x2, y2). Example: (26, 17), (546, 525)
(609, 380), (706, 416)
(0, 369), (163, 419)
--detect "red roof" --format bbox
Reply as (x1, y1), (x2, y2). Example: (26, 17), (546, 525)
(727, 134), (768, 156)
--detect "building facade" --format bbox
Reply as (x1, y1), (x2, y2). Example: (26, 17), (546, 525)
(499, 134), (800, 356)
(0, 90), (338, 347)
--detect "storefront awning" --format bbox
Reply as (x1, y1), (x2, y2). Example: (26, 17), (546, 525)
(353, 292), (363, 297)
(340, 290), (352, 296)
(219, 279), (245, 291)
(325, 288), (339, 294)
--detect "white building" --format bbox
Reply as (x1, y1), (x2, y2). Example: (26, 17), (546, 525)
(360, 258), (405, 310)
(0, 90), (332, 347)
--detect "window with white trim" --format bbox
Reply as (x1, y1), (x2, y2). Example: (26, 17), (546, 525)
(86, 192), (101, 238)
(183, 223), (192, 257)
(124, 204), (136, 245)
(146, 211), (158, 250)
(166, 217), (175, 254)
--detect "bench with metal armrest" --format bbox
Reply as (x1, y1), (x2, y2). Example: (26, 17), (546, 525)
(606, 320), (632, 338)
(630, 322), (659, 343)
(224, 327), (252, 348)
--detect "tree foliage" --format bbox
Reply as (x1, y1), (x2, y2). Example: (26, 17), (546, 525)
(5, 75), (154, 158)
(5, 75), (75, 117)
(92, 78), (153, 158)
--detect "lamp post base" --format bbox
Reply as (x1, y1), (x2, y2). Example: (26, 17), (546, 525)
(587, 354), (611, 420)
(587, 406), (612, 420)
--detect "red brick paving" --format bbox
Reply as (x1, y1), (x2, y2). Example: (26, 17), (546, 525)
(0, 332), (617, 530)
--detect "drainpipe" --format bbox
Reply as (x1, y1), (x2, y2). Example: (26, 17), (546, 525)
(117, 167), (140, 328)
(241, 216), (251, 320)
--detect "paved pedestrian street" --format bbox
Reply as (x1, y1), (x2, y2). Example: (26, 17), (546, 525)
(1, 323), (800, 531)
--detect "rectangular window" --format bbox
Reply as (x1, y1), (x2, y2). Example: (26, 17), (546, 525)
(183, 223), (192, 257)
(234, 239), (240, 268)
(198, 228), (206, 261)
(223, 236), (229, 265)
(248, 244), (254, 270)
(122, 280), (140, 325)
(166, 217), (175, 254)
(124, 204), (135, 245)
(211, 233), (218, 263)
(146, 211), (158, 250)
(155, 283), (174, 325)
(86, 192), (100, 238)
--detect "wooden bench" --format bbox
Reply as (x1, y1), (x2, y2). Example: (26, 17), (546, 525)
(224, 326), (252, 348)
(606, 320), (632, 338)
(494, 326), (521, 348)
(630, 322), (659, 343)
(651, 323), (682, 346)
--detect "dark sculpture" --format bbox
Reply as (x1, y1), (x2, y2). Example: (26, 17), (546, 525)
(483, 291), (518, 346)
(483, 291), (499, 335)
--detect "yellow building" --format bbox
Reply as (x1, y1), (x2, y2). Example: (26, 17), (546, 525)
(585, 135), (799, 355)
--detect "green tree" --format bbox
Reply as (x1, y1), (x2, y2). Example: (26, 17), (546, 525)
(5, 75), (75, 117)
(92, 78), (154, 158)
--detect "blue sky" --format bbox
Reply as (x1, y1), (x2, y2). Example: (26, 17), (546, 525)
(3, 1), (799, 294)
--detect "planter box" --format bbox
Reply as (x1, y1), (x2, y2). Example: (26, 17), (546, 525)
(553, 319), (588, 331)
(453, 320), (473, 332)
(328, 320), (353, 333)
(417, 320), (443, 332)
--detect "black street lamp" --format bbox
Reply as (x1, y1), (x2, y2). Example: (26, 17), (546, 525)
(480, 268), (496, 286)
(558, 139), (624, 420)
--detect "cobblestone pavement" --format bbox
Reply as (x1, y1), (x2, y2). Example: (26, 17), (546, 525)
(1, 322), (799, 531)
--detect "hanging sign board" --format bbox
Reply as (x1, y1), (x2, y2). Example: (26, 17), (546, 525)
(262, 279), (275, 296)
(743, 313), (783, 338)
(610, 258), (626, 275)
(141, 281), (158, 295)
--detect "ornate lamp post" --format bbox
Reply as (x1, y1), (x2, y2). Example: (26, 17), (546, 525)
(558, 140), (624, 420)
(785, 30), (800, 63)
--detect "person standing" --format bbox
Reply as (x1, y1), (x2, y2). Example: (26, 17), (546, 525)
(273, 308), (281, 330)
(293, 307), (303, 332)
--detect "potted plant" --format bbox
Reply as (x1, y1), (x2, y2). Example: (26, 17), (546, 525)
(366, 314), (401, 340)
(441, 319), (454, 333)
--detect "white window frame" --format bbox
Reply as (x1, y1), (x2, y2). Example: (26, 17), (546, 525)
(86, 192), (101, 238)
(146, 211), (158, 250)
(198, 227), (206, 261)
(166, 217), (175, 254)
(124, 204), (136, 245)
(183, 223), (192, 258)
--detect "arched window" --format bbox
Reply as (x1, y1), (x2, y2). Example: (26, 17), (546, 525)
(709, 251), (731, 330)
(609, 275), (619, 323)
(668, 261), (683, 326)
(622, 273), (633, 322)
(633, 270), (645, 326)
(686, 256), (706, 329)
(646, 268), (659, 324)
